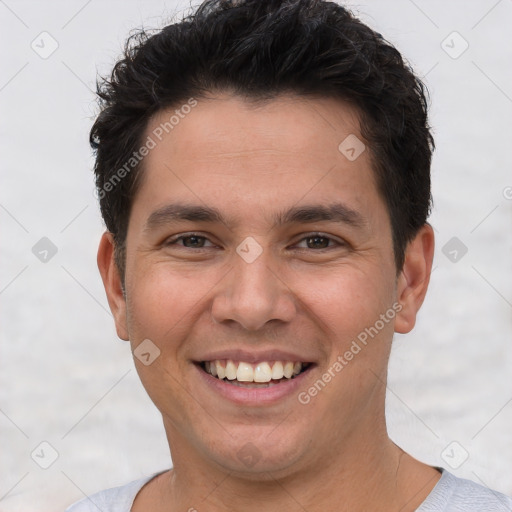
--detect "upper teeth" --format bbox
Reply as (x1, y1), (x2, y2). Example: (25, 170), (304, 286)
(204, 360), (304, 383)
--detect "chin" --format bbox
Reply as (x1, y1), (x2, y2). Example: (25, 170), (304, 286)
(205, 426), (310, 478)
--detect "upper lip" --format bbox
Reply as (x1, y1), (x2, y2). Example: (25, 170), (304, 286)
(194, 348), (316, 364)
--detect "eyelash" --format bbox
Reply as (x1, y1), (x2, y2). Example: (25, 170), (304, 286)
(164, 232), (344, 251)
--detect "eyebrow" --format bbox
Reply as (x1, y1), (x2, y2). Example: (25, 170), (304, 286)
(143, 201), (366, 232)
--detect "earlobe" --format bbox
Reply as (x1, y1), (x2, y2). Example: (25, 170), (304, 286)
(97, 231), (129, 341)
(394, 224), (435, 334)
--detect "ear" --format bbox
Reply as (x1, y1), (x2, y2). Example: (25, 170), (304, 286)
(97, 231), (129, 341)
(394, 224), (435, 334)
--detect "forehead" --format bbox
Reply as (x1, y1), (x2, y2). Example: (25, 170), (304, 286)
(130, 94), (386, 232)
(147, 94), (363, 168)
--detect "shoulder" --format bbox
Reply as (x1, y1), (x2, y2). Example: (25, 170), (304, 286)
(65, 474), (158, 512)
(418, 469), (512, 512)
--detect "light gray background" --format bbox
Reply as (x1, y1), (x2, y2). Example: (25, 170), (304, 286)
(1, 0), (511, 510)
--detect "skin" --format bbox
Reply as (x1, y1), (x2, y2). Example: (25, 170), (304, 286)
(98, 94), (439, 511)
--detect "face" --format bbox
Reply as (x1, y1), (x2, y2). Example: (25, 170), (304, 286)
(99, 94), (433, 478)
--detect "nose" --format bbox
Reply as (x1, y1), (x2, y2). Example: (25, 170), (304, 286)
(211, 248), (296, 331)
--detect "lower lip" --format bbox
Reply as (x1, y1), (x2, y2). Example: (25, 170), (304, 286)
(194, 364), (314, 405)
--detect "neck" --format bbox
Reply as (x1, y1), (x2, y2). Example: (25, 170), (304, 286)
(143, 415), (440, 512)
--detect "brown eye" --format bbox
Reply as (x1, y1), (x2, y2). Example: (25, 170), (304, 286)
(180, 235), (206, 248)
(305, 236), (331, 249)
(165, 233), (215, 249)
(294, 233), (342, 250)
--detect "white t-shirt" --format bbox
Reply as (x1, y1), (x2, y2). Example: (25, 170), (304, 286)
(65, 468), (512, 511)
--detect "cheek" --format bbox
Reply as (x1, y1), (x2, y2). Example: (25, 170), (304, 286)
(125, 264), (209, 341)
(297, 264), (395, 339)
(293, 269), (395, 424)
(297, 264), (397, 395)
(124, 267), (205, 417)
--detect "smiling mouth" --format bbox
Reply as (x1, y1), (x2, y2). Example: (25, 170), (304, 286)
(199, 360), (312, 388)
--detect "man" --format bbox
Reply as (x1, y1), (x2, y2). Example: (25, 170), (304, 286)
(67, 0), (512, 510)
